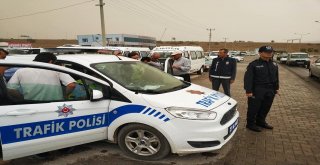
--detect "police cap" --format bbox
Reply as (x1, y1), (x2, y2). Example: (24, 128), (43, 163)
(258, 46), (274, 53)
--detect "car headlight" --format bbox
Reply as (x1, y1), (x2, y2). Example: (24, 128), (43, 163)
(165, 107), (217, 120)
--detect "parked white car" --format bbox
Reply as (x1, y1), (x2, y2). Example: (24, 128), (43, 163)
(309, 58), (320, 78)
(230, 55), (244, 62)
(0, 54), (239, 161)
(278, 53), (288, 64)
(208, 51), (219, 59)
(286, 52), (310, 68)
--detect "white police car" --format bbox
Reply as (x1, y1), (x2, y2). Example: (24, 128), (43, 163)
(0, 54), (239, 161)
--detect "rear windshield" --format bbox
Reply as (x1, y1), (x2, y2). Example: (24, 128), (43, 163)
(156, 52), (173, 58)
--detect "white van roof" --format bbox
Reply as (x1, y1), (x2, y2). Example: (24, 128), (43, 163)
(57, 46), (150, 51)
(152, 46), (203, 52)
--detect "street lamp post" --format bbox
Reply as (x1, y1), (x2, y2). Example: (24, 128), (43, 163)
(222, 37), (228, 48)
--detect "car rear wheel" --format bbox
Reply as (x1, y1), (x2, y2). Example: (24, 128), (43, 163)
(118, 124), (170, 161)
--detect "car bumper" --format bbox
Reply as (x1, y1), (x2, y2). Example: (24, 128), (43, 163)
(204, 65), (211, 69)
(159, 100), (239, 154)
(289, 61), (310, 65)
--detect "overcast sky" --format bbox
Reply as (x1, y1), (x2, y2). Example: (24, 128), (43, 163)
(0, 0), (320, 42)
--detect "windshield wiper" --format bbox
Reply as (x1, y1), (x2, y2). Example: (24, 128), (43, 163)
(160, 83), (190, 93)
(131, 89), (161, 94)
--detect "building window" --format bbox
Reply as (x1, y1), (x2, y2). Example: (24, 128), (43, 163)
(124, 37), (155, 44)
(115, 37), (120, 41)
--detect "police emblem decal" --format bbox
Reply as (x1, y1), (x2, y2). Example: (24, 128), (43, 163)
(186, 90), (205, 95)
(56, 104), (76, 117)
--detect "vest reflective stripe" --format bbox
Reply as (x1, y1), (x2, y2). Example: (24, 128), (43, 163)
(210, 75), (231, 79)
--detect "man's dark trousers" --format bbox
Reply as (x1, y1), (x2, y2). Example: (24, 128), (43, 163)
(212, 78), (231, 96)
(247, 88), (275, 126)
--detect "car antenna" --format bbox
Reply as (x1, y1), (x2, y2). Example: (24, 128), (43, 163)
(114, 54), (122, 60)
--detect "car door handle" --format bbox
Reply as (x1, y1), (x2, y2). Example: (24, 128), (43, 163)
(6, 109), (37, 116)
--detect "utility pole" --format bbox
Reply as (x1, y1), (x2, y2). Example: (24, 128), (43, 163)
(222, 37), (228, 48)
(206, 28), (214, 51)
(294, 33), (310, 51)
(160, 28), (167, 41)
(294, 33), (310, 44)
(97, 0), (106, 47)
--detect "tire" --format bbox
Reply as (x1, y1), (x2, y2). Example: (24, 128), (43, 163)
(118, 124), (171, 161)
(197, 67), (203, 75)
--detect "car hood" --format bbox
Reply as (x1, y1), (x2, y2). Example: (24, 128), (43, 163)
(141, 83), (230, 110)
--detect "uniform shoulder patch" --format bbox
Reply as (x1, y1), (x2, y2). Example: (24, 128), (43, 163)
(273, 62), (278, 66)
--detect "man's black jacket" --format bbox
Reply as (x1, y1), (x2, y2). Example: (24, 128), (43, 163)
(244, 58), (279, 94)
(209, 56), (237, 80)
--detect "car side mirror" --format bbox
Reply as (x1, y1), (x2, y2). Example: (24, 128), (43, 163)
(90, 89), (103, 101)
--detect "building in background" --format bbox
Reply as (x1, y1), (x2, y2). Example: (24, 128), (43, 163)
(77, 34), (156, 49)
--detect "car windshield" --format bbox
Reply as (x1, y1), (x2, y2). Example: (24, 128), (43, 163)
(140, 51), (149, 57)
(156, 52), (172, 58)
(291, 54), (308, 58)
(92, 61), (190, 94)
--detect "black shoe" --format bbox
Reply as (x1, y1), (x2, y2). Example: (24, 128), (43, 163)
(246, 125), (261, 132)
(256, 123), (273, 129)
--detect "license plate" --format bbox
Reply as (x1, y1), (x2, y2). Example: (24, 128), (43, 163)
(228, 118), (239, 134)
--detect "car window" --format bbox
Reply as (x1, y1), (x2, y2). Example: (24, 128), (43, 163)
(157, 52), (172, 58)
(291, 54), (308, 58)
(123, 51), (130, 57)
(140, 51), (149, 58)
(57, 60), (129, 102)
(2, 65), (108, 105)
(57, 60), (104, 80)
(190, 51), (197, 60)
(196, 51), (203, 59)
(183, 52), (190, 58)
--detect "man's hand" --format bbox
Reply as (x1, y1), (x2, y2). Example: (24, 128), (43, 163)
(276, 90), (280, 95)
(246, 93), (253, 97)
(230, 80), (235, 84)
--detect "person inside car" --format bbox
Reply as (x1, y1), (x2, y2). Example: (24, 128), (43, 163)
(7, 52), (76, 102)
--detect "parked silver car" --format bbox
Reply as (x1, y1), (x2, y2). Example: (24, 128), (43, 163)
(309, 58), (320, 78)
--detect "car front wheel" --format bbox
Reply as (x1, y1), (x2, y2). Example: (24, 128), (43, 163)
(118, 124), (171, 161)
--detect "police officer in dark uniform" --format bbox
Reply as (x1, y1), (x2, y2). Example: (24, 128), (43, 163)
(209, 48), (237, 96)
(244, 46), (279, 132)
